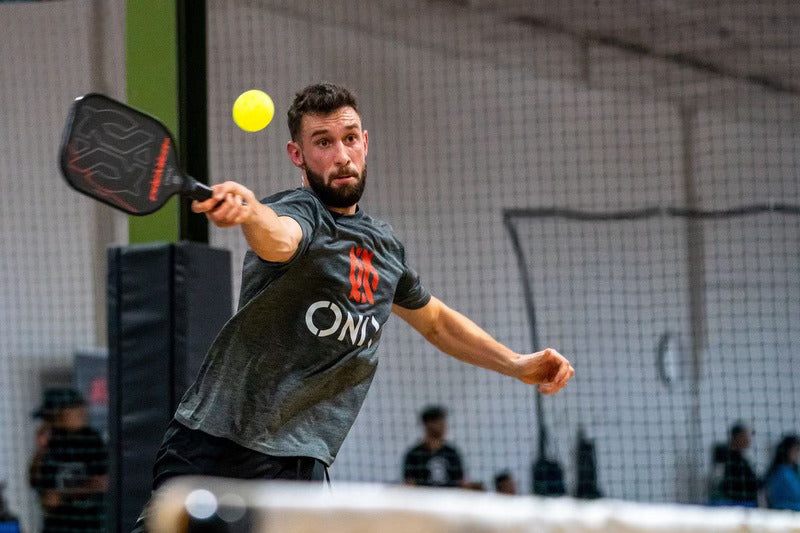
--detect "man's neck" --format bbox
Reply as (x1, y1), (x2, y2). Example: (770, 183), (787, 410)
(423, 436), (444, 451)
(52, 425), (82, 433)
(327, 204), (357, 215)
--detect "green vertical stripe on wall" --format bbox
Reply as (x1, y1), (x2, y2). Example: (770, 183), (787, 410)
(126, 0), (180, 243)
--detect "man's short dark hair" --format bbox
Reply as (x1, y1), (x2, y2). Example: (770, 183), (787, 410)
(287, 83), (360, 141)
(420, 405), (446, 424)
(730, 421), (750, 439)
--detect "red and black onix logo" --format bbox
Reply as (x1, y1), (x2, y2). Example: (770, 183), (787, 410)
(348, 246), (379, 304)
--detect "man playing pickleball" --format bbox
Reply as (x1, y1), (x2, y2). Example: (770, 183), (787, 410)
(133, 82), (574, 531)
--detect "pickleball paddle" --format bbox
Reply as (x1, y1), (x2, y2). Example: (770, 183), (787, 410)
(59, 93), (212, 215)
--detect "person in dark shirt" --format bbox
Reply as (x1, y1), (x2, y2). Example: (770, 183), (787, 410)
(717, 422), (758, 506)
(29, 388), (107, 533)
(708, 442), (730, 504)
(403, 406), (465, 487)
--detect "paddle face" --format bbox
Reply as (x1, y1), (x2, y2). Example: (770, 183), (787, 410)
(59, 93), (209, 215)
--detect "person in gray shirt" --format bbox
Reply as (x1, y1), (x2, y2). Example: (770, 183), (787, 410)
(133, 82), (574, 532)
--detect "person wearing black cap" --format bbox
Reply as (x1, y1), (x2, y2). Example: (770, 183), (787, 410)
(716, 421), (759, 506)
(402, 406), (466, 487)
(29, 388), (107, 533)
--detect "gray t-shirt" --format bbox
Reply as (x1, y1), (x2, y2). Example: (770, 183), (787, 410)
(175, 187), (431, 465)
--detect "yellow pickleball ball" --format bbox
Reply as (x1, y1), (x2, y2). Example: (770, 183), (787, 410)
(232, 89), (274, 132)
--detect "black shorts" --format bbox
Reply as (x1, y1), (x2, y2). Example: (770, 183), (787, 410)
(132, 420), (326, 533)
(152, 419), (327, 490)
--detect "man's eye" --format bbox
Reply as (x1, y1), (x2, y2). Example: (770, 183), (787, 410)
(318, 139), (329, 147)
(346, 135), (356, 143)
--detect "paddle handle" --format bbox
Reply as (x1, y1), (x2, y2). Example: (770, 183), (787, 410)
(185, 178), (213, 201)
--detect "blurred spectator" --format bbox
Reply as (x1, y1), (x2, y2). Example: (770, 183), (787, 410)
(29, 388), (108, 533)
(763, 434), (800, 511)
(402, 406), (465, 487)
(531, 424), (566, 497)
(715, 422), (758, 507)
(574, 428), (602, 499)
(494, 470), (517, 495)
(708, 442), (730, 504)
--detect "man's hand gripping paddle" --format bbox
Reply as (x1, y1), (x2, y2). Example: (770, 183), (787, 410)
(58, 93), (212, 215)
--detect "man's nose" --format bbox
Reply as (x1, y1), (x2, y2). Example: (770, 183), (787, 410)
(333, 141), (351, 166)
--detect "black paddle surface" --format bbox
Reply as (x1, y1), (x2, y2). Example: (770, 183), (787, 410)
(59, 93), (212, 215)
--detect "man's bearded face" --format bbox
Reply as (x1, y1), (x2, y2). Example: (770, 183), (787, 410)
(303, 161), (367, 208)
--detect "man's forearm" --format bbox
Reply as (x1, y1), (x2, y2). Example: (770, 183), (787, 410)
(423, 304), (519, 377)
(241, 203), (298, 262)
(395, 297), (573, 391)
(192, 181), (302, 262)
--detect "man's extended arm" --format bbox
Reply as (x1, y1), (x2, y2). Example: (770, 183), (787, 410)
(392, 297), (574, 394)
(191, 181), (303, 263)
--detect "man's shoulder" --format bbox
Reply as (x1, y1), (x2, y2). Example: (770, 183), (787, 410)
(261, 187), (319, 206)
(770, 465), (792, 479)
(362, 212), (397, 234)
(404, 442), (429, 457)
(352, 211), (410, 259)
(440, 443), (462, 457)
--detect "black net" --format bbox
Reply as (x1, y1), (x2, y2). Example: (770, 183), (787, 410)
(506, 206), (800, 502)
(205, 0), (800, 504)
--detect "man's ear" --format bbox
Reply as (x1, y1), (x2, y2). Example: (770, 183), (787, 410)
(287, 141), (304, 168)
(363, 129), (368, 157)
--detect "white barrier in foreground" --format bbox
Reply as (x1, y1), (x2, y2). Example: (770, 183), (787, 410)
(150, 477), (800, 533)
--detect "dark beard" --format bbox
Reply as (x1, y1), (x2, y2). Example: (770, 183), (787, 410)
(304, 163), (367, 208)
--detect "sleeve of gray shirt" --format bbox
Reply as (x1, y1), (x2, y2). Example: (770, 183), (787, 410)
(393, 244), (431, 309)
(263, 188), (320, 259)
